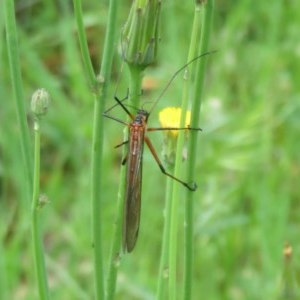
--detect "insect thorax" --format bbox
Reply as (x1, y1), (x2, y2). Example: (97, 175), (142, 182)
(133, 110), (149, 125)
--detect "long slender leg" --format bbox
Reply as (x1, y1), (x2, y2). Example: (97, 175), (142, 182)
(144, 136), (197, 191)
(121, 153), (128, 165)
(105, 88), (129, 114)
(147, 127), (202, 132)
(114, 140), (129, 149)
(103, 95), (134, 124)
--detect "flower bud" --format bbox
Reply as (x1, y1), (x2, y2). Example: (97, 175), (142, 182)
(31, 88), (50, 118)
(120, 0), (161, 69)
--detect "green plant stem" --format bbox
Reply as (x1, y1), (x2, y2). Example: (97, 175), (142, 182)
(31, 120), (49, 300)
(128, 65), (144, 108)
(0, 235), (7, 300)
(105, 150), (125, 300)
(184, 1), (214, 300)
(182, 7), (202, 300)
(168, 1), (214, 298)
(156, 163), (173, 299)
(73, 0), (97, 87)
(73, 0), (119, 299)
(168, 72), (192, 299)
(4, 0), (33, 193)
(90, 97), (105, 299)
(168, 178), (179, 299)
(93, 0), (119, 296)
(168, 13), (198, 300)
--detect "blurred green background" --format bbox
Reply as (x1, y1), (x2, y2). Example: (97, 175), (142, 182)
(1, 0), (300, 299)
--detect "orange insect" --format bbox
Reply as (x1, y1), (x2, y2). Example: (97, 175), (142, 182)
(104, 52), (213, 252)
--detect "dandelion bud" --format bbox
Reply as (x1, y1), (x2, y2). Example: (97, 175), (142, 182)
(120, 0), (161, 69)
(31, 88), (50, 118)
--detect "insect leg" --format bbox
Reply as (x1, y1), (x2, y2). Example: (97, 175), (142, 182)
(121, 153), (128, 165)
(103, 93), (134, 123)
(114, 140), (129, 149)
(147, 127), (202, 132)
(105, 88), (129, 115)
(144, 136), (197, 191)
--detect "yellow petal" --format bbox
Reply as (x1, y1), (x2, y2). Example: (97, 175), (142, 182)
(159, 107), (191, 138)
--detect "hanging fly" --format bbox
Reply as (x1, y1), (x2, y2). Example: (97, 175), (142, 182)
(104, 51), (214, 252)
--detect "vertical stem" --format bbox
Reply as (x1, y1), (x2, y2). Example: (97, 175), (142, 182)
(73, 0), (119, 299)
(73, 0), (95, 87)
(93, 0), (119, 297)
(4, 0), (33, 195)
(31, 120), (50, 300)
(168, 6), (203, 300)
(5, 0), (50, 297)
(182, 7), (202, 300)
(0, 237), (7, 299)
(91, 96), (105, 299)
(157, 163), (173, 299)
(105, 148), (126, 300)
(168, 64), (193, 299)
(184, 1), (214, 300)
(128, 65), (144, 108)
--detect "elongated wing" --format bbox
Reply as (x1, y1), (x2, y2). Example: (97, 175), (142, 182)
(123, 125), (145, 252)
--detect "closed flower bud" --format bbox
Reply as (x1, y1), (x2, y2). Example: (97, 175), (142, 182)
(120, 0), (161, 69)
(31, 88), (50, 118)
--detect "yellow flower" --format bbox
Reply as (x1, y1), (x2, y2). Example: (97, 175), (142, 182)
(158, 107), (192, 166)
(159, 107), (191, 138)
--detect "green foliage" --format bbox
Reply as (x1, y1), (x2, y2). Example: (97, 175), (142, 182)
(1, 0), (300, 299)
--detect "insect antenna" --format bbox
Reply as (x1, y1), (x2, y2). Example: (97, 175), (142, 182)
(106, 33), (128, 115)
(148, 50), (217, 115)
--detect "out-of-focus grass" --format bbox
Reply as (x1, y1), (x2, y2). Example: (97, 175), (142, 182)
(1, 0), (300, 299)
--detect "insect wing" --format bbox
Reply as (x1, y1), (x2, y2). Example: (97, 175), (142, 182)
(123, 124), (145, 252)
